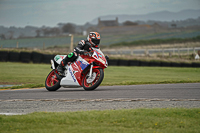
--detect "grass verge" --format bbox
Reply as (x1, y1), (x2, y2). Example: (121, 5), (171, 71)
(0, 62), (200, 89)
(103, 66), (200, 86)
(0, 108), (200, 133)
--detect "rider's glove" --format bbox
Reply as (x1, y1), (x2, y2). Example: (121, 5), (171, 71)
(83, 51), (93, 57)
(88, 48), (92, 52)
(83, 52), (89, 56)
(79, 51), (84, 54)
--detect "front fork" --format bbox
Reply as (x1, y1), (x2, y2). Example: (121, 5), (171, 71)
(51, 60), (55, 69)
(89, 63), (93, 78)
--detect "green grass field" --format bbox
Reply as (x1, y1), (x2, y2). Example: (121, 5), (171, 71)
(0, 62), (200, 89)
(1, 62), (200, 133)
(0, 108), (200, 133)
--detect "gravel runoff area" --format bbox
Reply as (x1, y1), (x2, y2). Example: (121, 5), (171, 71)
(0, 99), (200, 115)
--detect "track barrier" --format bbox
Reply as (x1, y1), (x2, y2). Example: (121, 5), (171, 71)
(9, 52), (20, 62)
(0, 51), (9, 61)
(31, 52), (43, 63)
(0, 51), (199, 67)
(43, 54), (55, 64)
(20, 52), (32, 63)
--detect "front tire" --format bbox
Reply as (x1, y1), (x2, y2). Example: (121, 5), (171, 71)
(82, 68), (104, 91)
(45, 70), (61, 91)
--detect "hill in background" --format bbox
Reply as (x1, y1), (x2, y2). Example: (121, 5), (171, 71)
(89, 9), (200, 25)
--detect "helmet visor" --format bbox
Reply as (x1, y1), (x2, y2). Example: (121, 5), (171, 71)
(92, 39), (100, 45)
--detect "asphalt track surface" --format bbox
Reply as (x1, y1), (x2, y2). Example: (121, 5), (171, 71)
(0, 83), (200, 114)
(0, 83), (200, 100)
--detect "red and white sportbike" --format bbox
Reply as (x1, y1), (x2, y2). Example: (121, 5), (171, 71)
(45, 48), (108, 91)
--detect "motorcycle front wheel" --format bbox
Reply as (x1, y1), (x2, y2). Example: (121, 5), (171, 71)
(45, 70), (61, 91)
(82, 68), (104, 91)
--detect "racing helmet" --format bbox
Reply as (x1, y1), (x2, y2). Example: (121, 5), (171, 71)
(87, 32), (100, 47)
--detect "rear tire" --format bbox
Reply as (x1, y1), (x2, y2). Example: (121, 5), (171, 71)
(82, 68), (104, 91)
(45, 70), (61, 91)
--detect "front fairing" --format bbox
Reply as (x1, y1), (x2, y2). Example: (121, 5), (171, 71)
(54, 55), (67, 64)
(92, 48), (108, 68)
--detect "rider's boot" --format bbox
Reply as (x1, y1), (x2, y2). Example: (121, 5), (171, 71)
(57, 60), (66, 74)
(57, 52), (77, 74)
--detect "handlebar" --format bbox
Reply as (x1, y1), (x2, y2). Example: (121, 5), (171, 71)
(83, 51), (93, 57)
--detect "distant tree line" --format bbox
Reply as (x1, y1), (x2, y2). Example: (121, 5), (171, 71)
(0, 23), (76, 39)
(123, 21), (138, 26)
(35, 23), (75, 37)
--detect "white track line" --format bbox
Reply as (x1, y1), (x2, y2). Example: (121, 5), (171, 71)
(0, 113), (26, 115)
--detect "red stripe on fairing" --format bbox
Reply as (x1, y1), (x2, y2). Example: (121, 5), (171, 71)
(71, 62), (82, 86)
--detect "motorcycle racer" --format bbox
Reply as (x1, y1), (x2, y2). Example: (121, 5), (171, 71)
(57, 31), (101, 74)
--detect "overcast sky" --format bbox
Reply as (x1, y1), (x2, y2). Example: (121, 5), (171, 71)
(0, 0), (200, 27)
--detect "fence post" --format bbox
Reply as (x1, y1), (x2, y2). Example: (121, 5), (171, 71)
(69, 34), (74, 52)
(43, 42), (45, 50)
(169, 52), (172, 57)
(131, 50), (133, 55)
(118, 50), (122, 56)
(16, 41), (18, 48)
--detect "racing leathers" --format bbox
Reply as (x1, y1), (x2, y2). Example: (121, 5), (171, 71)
(57, 40), (93, 74)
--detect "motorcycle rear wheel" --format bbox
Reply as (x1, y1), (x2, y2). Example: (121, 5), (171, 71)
(82, 68), (104, 91)
(45, 70), (61, 91)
